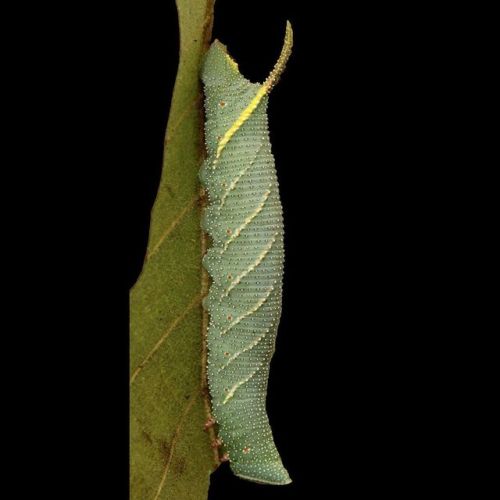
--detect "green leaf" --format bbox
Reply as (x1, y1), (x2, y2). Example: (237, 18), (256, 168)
(130, 1), (217, 499)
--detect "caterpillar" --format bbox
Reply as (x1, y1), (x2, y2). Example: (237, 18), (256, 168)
(199, 22), (293, 485)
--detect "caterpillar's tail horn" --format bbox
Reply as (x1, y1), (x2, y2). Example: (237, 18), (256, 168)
(264, 20), (293, 93)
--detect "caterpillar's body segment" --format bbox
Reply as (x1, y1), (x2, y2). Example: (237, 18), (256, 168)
(200, 22), (293, 485)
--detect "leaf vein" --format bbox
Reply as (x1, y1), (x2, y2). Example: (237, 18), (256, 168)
(130, 294), (202, 385)
(147, 195), (199, 260)
(153, 395), (197, 500)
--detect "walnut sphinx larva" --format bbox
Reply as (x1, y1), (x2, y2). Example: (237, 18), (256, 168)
(199, 22), (293, 485)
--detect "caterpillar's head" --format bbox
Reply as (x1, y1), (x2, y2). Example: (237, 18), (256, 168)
(201, 40), (261, 156)
(201, 40), (243, 88)
(200, 23), (292, 157)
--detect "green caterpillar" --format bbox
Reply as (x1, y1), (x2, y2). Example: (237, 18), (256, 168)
(200, 22), (293, 485)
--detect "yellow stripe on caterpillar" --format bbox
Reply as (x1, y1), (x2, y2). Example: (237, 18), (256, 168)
(215, 21), (293, 159)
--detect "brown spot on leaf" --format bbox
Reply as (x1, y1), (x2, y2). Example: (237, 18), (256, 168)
(173, 457), (186, 475)
(141, 430), (153, 445)
(158, 439), (171, 464)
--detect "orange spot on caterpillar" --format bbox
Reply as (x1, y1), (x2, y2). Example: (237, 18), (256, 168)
(242, 447), (251, 454)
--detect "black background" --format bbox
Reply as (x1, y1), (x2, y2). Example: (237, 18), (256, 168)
(23, 0), (451, 498)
